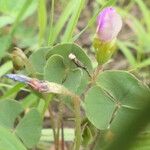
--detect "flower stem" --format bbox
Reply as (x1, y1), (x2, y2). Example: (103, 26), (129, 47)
(48, 104), (57, 149)
(73, 95), (82, 150)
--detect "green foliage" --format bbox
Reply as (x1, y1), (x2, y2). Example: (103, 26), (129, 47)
(48, 0), (74, 45)
(0, 61), (13, 77)
(0, 126), (26, 150)
(29, 47), (49, 74)
(0, 100), (42, 149)
(85, 71), (149, 130)
(0, 83), (25, 100)
(0, 0), (150, 149)
(44, 55), (66, 83)
(63, 68), (82, 93)
(62, 0), (85, 42)
(46, 43), (92, 71)
(15, 109), (42, 148)
(117, 0), (150, 70)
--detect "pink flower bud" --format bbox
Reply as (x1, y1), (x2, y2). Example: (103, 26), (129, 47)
(97, 7), (122, 42)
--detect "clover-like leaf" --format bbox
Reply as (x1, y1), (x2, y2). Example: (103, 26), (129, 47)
(29, 47), (49, 74)
(46, 43), (92, 71)
(44, 54), (66, 83)
(0, 100), (23, 129)
(0, 100), (42, 149)
(85, 71), (149, 131)
(63, 68), (82, 93)
(0, 126), (26, 150)
(15, 109), (42, 148)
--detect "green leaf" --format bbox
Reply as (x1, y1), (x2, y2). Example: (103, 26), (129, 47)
(0, 35), (12, 59)
(0, 61), (13, 77)
(44, 54), (66, 83)
(16, 109), (42, 148)
(0, 83), (25, 100)
(0, 16), (14, 28)
(0, 100), (42, 148)
(21, 93), (38, 109)
(0, 126), (26, 150)
(0, 100), (23, 129)
(97, 71), (148, 109)
(85, 71), (149, 130)
(105, 92), (150, 150)
(63, 68), (82, 93)
(85, 86), (116, 130)
(46, 43), (92, 94)
(29, 47), (49, 74)
(46, 43), (92, 71)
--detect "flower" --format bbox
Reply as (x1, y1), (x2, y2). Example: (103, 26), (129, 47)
(96, 7), (122, 42)
(93, 7), (122, 64)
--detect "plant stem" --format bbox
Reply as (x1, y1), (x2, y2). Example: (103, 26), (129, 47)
(89, 130), (101, 150)
(48, 104), (57, 149)
(81, 65), (103, 99)
(72, 95), (82, 150)
(55, 100), (64, 150)
(61, 121), (65, 150)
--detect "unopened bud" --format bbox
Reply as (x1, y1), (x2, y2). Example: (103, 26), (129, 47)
(96, 7), (122, 42)
(93, 7), (122, 64)
(11, 47), (27, 70)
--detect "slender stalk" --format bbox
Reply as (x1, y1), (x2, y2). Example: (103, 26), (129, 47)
(55, 100), (64, 150)
(89, 130), (101, 150)
(73, 95), (82, 150)
(81, 65), (103, 99)
(48, 104), (57, 149)
(61, 121), (65, 150)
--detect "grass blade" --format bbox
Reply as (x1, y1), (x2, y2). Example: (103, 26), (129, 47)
(135, 0), (150, 33)
(129, 58), (150, 71)
(48, 0), (74, 45)
(38, 0), (47, 46)
(117, 40), (136, 66)
(47, 0), (54, 45)
(10, 0), (35, 35)
(62, 0), (85, 42)
(0, 83), (25, 100)
(0, 61), (13, 78)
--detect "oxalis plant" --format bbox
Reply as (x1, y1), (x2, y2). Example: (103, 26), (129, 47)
(2, 6), (150, 150)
